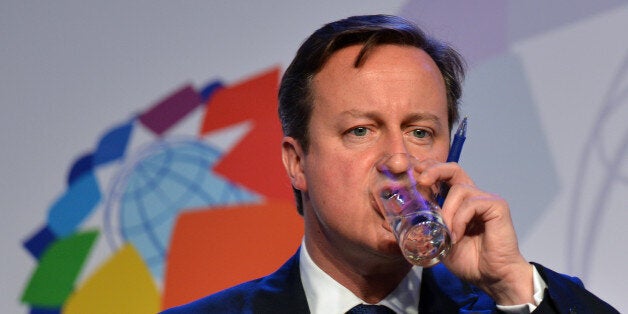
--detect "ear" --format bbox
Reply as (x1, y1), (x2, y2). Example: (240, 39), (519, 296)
(281, 136), (307, 191)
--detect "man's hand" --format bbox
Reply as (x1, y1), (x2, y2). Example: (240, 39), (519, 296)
(416, 160), (534, 305)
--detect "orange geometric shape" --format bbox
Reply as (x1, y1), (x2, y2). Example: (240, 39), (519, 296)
(199, 67), (292, 201)
(161, 199), (303, 310)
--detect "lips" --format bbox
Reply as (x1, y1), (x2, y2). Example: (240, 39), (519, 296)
(369, 192), (393, 233)
(381, 221), (393, 233)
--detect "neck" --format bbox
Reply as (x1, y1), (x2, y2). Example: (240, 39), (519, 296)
(304, 227), (412, 303)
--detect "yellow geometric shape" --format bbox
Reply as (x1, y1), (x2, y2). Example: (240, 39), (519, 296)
(63, 243), (160, 314)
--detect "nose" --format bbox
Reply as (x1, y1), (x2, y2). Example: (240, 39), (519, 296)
(376, 153), (412, 176)
(376, 130), (414, 175)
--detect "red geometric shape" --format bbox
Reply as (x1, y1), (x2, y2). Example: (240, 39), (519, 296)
(162, 200), (303, 310)
(199, 67), (292, 201)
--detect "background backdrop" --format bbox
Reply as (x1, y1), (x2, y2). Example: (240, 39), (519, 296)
(2, 1), (627, 312)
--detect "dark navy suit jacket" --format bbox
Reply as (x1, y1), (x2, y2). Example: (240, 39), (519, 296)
(163, 248), (618, 313)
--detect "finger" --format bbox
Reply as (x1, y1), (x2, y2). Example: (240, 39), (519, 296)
(449, 192), (509, 244)
(439, 184), (502, 242)
(438, 183), (477, 235)
(416, 161), (474, 188)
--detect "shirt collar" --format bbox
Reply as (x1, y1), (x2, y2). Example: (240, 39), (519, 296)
(299, 240), (422, 314)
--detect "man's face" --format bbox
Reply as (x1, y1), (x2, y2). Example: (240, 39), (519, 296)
(293, 44), (450, 262)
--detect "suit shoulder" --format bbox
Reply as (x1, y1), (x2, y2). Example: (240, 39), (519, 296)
(161, 278), (265, 314)
(532, 262), (619, 313)
(161, 251), (308, 314)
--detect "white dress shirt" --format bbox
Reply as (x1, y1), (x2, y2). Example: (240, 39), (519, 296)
(299, 240), (547, 314)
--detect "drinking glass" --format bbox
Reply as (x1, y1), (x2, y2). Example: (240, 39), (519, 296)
(370, 153), (451, 267)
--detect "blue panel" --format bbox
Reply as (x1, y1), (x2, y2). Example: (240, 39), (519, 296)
(199, 80), (223, 103)
(93, 119), (134, 167)
(67, 153), (94, 185)
(30, 307), (60, 314)
(48, 172), (101, 237)
(23, 225), (57, 260)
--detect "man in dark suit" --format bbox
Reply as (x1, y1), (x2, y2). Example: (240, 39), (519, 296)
(164, 15), (618, 313)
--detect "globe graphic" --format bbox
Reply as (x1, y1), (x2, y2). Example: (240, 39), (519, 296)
(104, 137), (260, 280)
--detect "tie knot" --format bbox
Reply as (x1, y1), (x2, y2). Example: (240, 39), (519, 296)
(346, 304), (396, 314)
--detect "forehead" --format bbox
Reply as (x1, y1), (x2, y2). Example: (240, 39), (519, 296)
(310, 44), (447, 114)
(314, 44), (442, 81)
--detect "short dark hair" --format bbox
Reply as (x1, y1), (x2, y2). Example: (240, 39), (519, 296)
(278, 14), (466, 215)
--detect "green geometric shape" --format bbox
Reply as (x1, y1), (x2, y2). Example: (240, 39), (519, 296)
(21, 230), (99, 307)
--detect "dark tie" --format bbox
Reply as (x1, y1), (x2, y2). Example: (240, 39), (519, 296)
(346, 304), (396, 314)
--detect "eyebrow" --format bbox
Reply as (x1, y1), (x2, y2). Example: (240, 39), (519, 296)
(339, 109), (379, 120)
(403, 112), (442, 127)
(339, 109), (443, 128)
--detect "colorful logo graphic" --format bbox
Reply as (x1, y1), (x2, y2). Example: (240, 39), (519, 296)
(21, 67), (304, 313)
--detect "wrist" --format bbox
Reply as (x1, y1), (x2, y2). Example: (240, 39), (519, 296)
(481, 262), (534, 305)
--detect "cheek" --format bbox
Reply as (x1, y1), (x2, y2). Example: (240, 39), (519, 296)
(424, 138), (451, 162)
(413, 146), (448, 163)
(310, 157), (354, 194)
(305, 153), (369, 206)
(436, 145), (450, 162)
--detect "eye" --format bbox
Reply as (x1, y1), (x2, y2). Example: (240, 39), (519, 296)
(412, 129), (430, 138)
(349, 127), (369, 137)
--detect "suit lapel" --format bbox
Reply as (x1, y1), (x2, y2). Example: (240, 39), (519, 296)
(271, 249), (498, 313)
(250, 248), (311, 313)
